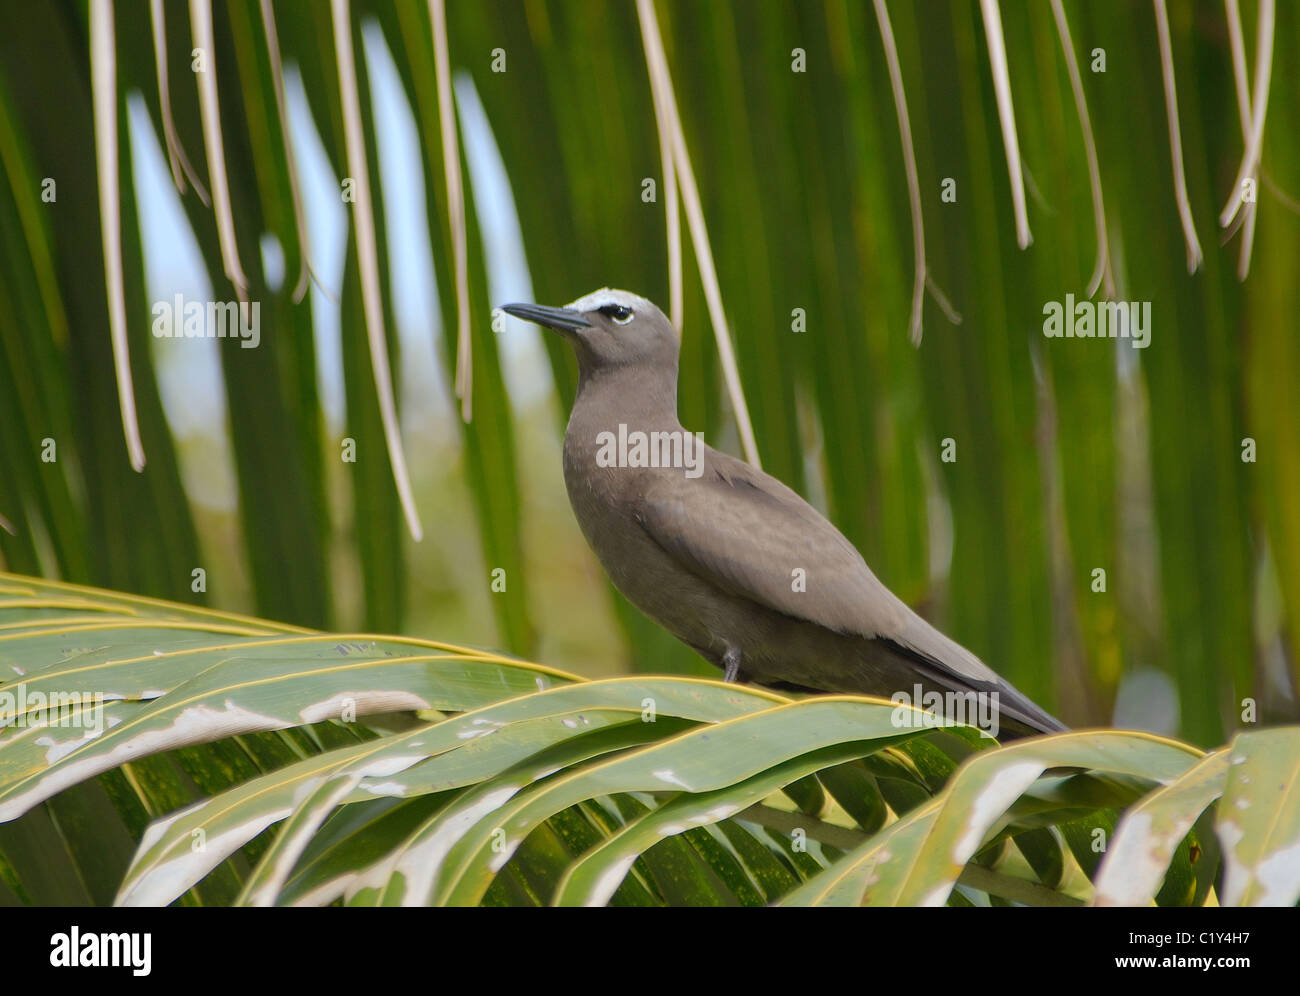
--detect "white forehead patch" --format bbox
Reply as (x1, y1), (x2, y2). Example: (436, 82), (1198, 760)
(565, 287), (653, 314)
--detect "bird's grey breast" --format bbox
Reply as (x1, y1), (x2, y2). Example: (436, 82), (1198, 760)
(561, 405), (654, 565)
(560, 404), (729, 655)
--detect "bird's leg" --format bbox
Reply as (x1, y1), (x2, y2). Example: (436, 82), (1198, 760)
(722, 647), (743, 684)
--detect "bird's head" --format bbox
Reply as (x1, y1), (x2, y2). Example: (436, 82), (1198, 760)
(501, 288), (678, 376)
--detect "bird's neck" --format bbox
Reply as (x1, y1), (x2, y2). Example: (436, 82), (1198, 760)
(573, 363), (681, 430)
(563, 362), (692, 507)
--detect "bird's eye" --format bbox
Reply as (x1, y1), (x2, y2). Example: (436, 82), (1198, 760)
(600, 304), (634, 325)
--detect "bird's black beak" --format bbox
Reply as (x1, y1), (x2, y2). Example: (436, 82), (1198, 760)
(501, 302), (591, 333)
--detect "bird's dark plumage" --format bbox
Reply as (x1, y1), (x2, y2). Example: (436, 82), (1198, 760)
(502, 289), (1064, 739)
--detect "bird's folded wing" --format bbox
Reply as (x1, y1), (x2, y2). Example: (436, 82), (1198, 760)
(636, 452), (1063, 733)
(635, 454), (908, 639)
(636, 452), (1003, 687)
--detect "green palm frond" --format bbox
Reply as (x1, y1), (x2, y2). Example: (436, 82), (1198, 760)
(3, 574), (1296, 907)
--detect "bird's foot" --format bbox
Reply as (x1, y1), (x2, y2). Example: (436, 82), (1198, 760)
(722, 648), (743, 684)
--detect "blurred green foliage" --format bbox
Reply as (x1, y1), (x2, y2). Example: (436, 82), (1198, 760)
(0, 0), (1296, 747)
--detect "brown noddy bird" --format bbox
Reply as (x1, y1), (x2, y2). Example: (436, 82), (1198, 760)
(502, 289), (1064, 738)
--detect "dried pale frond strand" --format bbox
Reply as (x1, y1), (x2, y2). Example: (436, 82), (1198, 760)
(91, 0), (146, 471)
(636, 0), (761, 469)
(330, 0), (424, 542)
